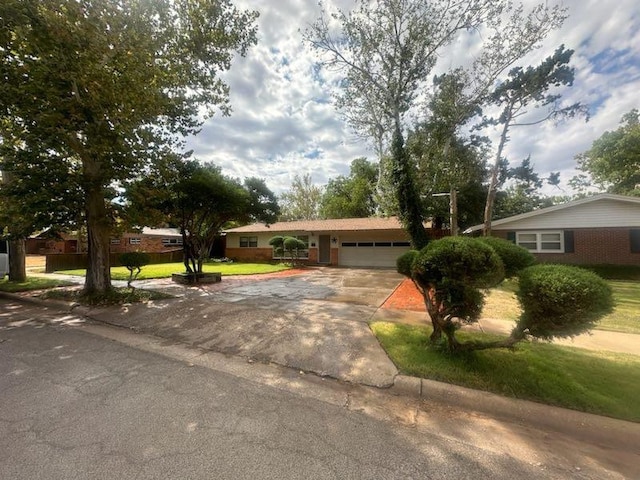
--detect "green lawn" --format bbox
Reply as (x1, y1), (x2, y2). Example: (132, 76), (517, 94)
(482, 278), (640, 335)
(371, 321), (640, 422)
(0, 276), (74, 292)
(57, 262), (292, 281)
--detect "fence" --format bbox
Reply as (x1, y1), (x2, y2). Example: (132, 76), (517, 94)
(46, 250), (183, 273)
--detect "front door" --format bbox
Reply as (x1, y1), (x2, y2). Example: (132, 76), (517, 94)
(318, 235), (331, 264)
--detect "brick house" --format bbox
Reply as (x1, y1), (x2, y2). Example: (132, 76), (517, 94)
(464, 193), (640, 265)
(225, 217), (445, 268)
(26, 230), (78, 254)
(109, 227), (183, 254)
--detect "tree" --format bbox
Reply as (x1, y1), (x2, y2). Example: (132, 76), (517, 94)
(407, 72), (488, 232)
(0, 0), (258, 294)
(493, 157), (560, 219)
(306, 0), (568, 248)
(279, 174), (323, 221)
(119, 251), (150, 288)
(126, 159), (278, 274)
(320, 158), (378, 218)
(397, 238), (612, 352)
(574, 109), (640, 196)
(482, 45), (587, 234)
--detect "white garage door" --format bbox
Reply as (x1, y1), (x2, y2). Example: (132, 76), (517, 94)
(339, 240), (411, 268)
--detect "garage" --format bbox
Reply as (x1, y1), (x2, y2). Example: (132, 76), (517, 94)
(338, 240), (411, 268)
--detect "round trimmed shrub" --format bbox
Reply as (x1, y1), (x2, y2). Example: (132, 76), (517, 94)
(412, 236), (505, 289)
(516, 264), (614, 339)
(478, 236), (536, 277)
(396, 249), (419, 277)
(119, 251), (150, 269)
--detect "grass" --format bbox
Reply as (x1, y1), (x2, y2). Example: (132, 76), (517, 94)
(371, 321), (640, 422)
(41, 287), (173, 306)
(0, 276), (74, 293)
(482, 278), (640, 335)
(57, 262), (292, 280)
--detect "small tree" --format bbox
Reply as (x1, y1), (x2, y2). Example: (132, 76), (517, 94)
(269, 236), (307, 266)
(399, 237), (504, 347)
(119, 252), (150, 288)
(398, 239), (614, 352)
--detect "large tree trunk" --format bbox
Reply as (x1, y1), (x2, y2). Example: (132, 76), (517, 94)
(84, 183), (112, 294)
(8, 238), (26, 282)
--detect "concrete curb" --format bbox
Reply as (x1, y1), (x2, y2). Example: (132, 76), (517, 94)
(389, 374), (640, 451)
(3, 291), (639, 452)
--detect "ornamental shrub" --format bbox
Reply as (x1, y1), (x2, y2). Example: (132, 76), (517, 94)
(119, 251), (150, 287)
(396, 249), (418, 278)
(516, 264), (614, 340)
(409, 237), (505, 348)
(478, 236), (536, 277)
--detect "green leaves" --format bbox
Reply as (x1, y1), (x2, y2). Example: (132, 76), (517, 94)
(575, 109), (640, 195)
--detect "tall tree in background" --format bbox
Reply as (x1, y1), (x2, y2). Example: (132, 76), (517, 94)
(0, 0), (258, 293)
(306, 0), (567, 248)
(279, 174), (323, 221)
(407, 72), (487, 233)
(574, 109), (640, 196)
(320, 158), (378, 218)
(482, 45), (587, 235)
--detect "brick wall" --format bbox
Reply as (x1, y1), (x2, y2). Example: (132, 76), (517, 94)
(330, 248), (339, 265)
(495, 228), (640, 265)
(110, 236), (181, 254)
(225, 247), (274, 262)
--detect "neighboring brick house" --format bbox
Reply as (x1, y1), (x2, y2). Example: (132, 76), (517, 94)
(26, 230), (78, 254)
(464, 193), (640, 265)
(109, 227), (183, 254)
(225, 217), (445, 268)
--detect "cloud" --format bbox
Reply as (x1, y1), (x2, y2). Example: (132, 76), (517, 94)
(185, 0), (640, 196)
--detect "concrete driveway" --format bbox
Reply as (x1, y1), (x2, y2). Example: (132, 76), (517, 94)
(87, 268), (404, 387)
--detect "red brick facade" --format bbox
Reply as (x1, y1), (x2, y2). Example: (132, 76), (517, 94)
(225, 247), (275, 262)
(109, 235), (182, 254)
(495, 228), (640, 265)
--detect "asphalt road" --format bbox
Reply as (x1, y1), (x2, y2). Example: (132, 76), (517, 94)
(0, 300), (634, 479)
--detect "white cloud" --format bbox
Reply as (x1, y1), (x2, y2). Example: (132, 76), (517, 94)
(186, 0), (640, 196)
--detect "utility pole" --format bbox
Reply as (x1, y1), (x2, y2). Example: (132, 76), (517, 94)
(433, 189), (458, 236)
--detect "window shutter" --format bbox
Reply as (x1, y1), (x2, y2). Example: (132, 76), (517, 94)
(506, 232), (516, 243)
(630, 229), (640, 253)
(564, 231), (575, 253)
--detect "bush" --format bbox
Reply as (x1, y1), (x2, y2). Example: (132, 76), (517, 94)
(412, 237), (504, 290)
(396, 250), (418, 277)
(409, 237), (505, 348)
(478, 236), (536, 277)
(119, 251), (150, 287)
(516, 264), (614, 339)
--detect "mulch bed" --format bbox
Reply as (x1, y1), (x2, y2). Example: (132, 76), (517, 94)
(381, 278), (425, 312)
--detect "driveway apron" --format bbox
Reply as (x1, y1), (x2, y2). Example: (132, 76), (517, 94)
(87, 268), (402, 387)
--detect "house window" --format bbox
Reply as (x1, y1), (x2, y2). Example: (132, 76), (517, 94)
(239, 236), (258, 248)
(110, 238), (121, 245)
(162, 238), (183, 246)
(516, 231), (563, 253)
(631, 229), (640, 253)
(129, 238), (141, 245)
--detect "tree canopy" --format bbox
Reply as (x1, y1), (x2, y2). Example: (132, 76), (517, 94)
(320, 158), (378, 219)
(306, 0), (569, 248)
(0, 0), (258, 293)
(574, 109), (640, 196)
(279, 174), (323, 221)
(126, 159), (278, 274)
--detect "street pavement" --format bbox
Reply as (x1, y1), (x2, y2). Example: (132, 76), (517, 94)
(1, 300), (637, 479)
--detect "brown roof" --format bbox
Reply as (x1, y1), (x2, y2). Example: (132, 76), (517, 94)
(225, 216), (419, 233)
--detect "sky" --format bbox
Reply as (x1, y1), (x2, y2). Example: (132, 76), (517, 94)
(185, 0), (640, 196)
